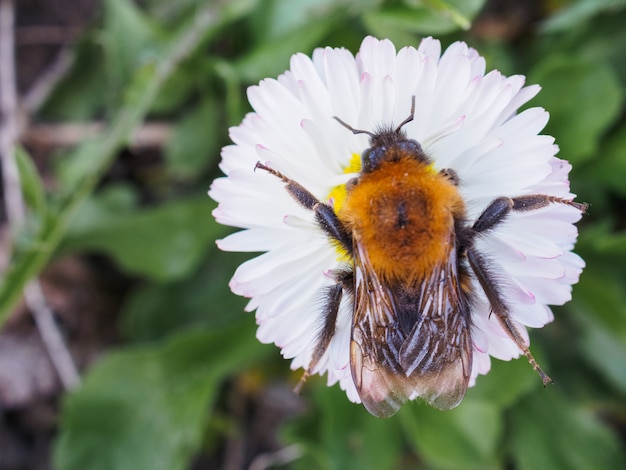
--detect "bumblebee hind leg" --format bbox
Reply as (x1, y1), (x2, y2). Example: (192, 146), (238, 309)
(472, 195), (587, 234)
(463, 194), (586, 386)
(466, 249), (552, 386)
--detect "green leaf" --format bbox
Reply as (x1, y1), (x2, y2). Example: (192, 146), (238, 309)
(102, 0), (207, 115)
(593, 232), (626, 267)
(15, 146), (47, 217)
(213, 59), (246, 126)
(424, 0), (487, 30)
(529, 56), (622, 165)
(316, 386), (403, 470)
(41, 38), (109, 120)
(164, 97), (222, 179)
(62, 195), (225, 282)
(541, 0), (626, 33)
(578, 312), (626, 395)
(102, 0), (167, 99)
(569, 260), (626, 394)
(148, 60), (198, 115)
(465, 354), (540, 408)
(250, 0), (341, 41)
(400, 399), (502, 470)
(283, 383), (404, 470)
(510, 390), (626, 470)
(574, 238), (626, 337)
(120, 250), (249, 342)
(143, 0), (212, 24)
(590, 124), (626, 197)
(54, 320), (271, 470)
(363, 0), (486, 40)
(233, 15), (338, 82)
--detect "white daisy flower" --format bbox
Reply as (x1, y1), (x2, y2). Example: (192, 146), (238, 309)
(209, 36), (585, 417)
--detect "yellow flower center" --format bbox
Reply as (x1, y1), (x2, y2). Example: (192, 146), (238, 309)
(326, 153), (362, 262)
(327, 152), (362, 214)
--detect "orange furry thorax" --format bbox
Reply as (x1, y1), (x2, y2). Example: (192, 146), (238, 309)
(338, 154), (466, 281)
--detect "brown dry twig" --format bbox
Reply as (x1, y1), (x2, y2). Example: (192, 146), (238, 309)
(0, 0), (24, 223)
(0, 0), (80, 391)
(22, 121), (173, 149)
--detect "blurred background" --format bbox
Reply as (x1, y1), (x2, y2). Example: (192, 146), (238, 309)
(0, 0), (625, 468)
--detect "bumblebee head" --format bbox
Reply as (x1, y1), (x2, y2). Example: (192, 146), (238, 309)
(361, 132), (424, 173)
(333, 96), (428, 173)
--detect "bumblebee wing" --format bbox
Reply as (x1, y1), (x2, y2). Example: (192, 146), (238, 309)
(396, 245), (473, 410)
(350, 236), (472, 418)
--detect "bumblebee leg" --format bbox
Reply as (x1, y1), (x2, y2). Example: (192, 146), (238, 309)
(255, 162), (353, 254)
(466, 248), (553, 386)
(472, 195), (587, 234)
(439, 168), (461, 186)
(294, 270), (353, 393)
(294, 283), (343, 393)
(464, 195), (581, 385)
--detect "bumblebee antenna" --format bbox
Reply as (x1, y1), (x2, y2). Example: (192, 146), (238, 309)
(334, 96), (416, 137)
(394, 96), (416, 134)
(333, 115), (376, 138)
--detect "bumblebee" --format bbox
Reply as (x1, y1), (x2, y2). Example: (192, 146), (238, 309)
(255, 97), (586, 418)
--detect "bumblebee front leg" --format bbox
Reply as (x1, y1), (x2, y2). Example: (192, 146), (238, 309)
(255, 162), (354, 255)
(472, 194), (587, 234)
(464, 193), (586, 386)
(255, 162), (354, 392)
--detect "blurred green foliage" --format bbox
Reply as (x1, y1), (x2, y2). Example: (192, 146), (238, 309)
(1, 0), (625, 468)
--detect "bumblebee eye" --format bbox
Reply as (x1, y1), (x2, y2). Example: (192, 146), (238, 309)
(361, 147), (385, 173)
